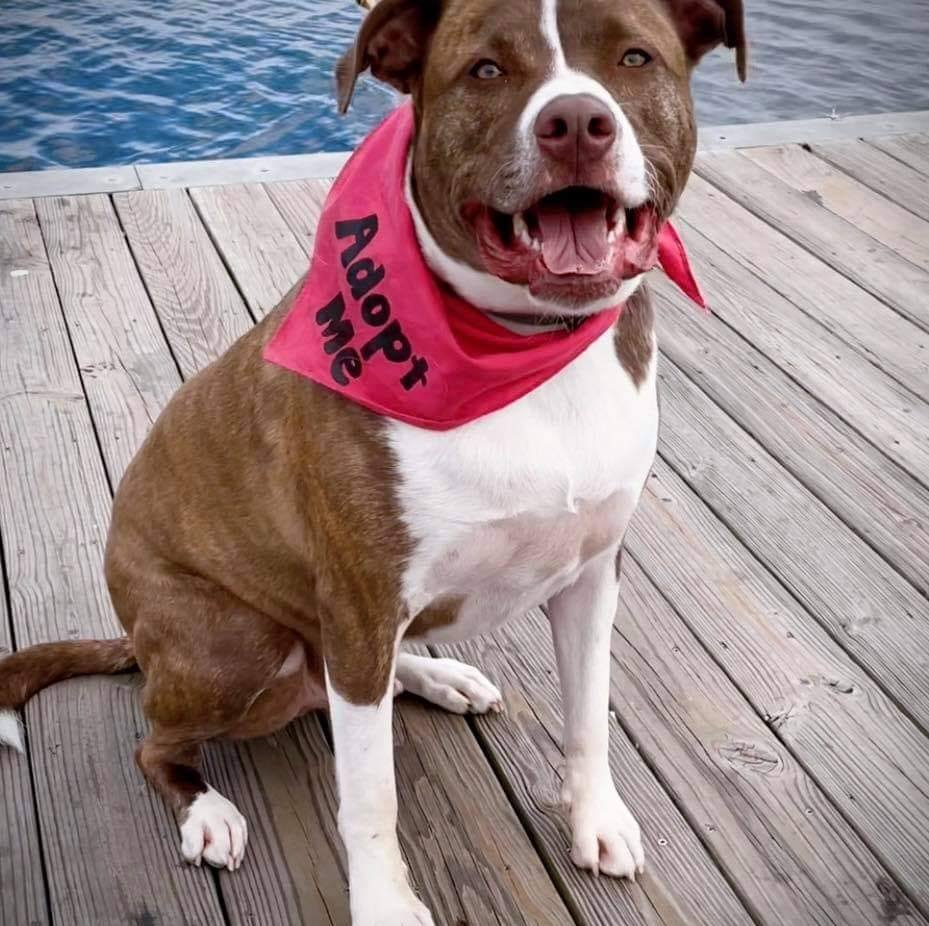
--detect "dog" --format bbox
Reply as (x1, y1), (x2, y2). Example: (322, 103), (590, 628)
(0, 1), (746, 923)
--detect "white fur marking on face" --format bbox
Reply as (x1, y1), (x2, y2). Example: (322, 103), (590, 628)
(180, 787), (249, 870)
(540, 0), (567, 70)
(515, 0), (649, 205)
(0, 709), (24, 753)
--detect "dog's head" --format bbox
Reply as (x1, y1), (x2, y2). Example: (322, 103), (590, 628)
(337, 0), (746, 315)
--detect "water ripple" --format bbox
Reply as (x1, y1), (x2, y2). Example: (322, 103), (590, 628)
(2, 0), (928, 171)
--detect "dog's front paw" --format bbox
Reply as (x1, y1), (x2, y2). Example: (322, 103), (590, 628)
(180, 787), (248, 871)
(564, 778), (644, 880)
(352, 881), (434, 926)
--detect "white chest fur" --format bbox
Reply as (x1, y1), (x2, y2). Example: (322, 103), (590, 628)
(388, 326), (658, 642)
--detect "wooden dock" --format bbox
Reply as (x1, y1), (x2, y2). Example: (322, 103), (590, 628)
(2, 112), (928, 925)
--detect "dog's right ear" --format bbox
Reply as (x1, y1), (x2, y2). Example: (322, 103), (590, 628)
(336, 0), (442, 114)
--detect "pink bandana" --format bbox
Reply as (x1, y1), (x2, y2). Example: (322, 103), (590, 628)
(264, 103), (706, 430)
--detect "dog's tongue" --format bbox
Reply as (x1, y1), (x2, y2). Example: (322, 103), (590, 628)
(536, 199), (610, 275)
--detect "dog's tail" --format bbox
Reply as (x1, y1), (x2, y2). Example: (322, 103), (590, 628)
(0, 637), (136, 753)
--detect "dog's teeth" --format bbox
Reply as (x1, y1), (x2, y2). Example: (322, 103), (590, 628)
(607, 227), (618, 244)
(610, 205), (625, 230)
(512, 212), (532, 247)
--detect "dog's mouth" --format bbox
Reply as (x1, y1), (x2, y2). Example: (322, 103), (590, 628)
(466, 186), (661, 309)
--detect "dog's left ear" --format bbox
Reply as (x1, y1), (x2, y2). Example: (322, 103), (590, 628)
(664, 0), (748, 81)
(336, 0), (442, 113)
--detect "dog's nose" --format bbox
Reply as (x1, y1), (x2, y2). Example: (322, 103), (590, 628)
(534, 94), (617, 163)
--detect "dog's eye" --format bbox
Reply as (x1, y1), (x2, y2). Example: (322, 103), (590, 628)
(471, 59), (504, 80)
(620, 49), (652, 68)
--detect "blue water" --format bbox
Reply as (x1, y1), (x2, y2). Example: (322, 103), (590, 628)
(3, 0), (929, 172)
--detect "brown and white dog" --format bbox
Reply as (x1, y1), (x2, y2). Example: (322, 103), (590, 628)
(0, 2), (745, 923)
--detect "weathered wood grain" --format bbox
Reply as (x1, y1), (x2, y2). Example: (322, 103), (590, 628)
(865, 133), (929, 176)
(741, 143), (929, 268)
(664, 216), (929, 488)
(438, 614), (755, 926)
(190, 183), (308, 317)
(114, 188), (255, 379)
(612, 556), (927, 926)
(811, 139), (929, 221)
(0, 198), (225, 925)
(677, 174), (929, 401)
(205, 722), (351, 925)
(265, 178), (332, 255)
(0, 500), (47, 926)
(127, 186), (574, 924)
(694, 149), (929, 331)
(35, 194), (180, 482)
(628, 460), (929, 916)
(655, 355), (929, 731)
(651, 273), (929, 599)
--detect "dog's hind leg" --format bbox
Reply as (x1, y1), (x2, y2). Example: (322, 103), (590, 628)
(120, 574), (321, 871)
(136, 735), (248, 870)
(395, 652), (503, 714)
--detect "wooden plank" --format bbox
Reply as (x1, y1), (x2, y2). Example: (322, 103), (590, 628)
(612, 556), (927, 926)
(697, 110), (929, 151)
(128, 187), (574, 924)
(137, 151), (349, 190)
(663, 217), (929, 488)
(811, 139), (929, 222)
(114, 188), (255, 379)
(677, 175), (929, 402)
(35, 195), (181, 481)
(0, 199), (225, 925)
(866, 133), (929, 176)
(0, 166), (139, 200)
(439, 615), (755, 926)
(694, 149), (929, 331)
(0, 607), (48, 926)
(652, 273), (929, 599)
(656, 354), (929, 731)
(265, 178), (332, 255)
(190, 183), (308, 317)
(627, 459), (929, 916)
(741, 144), (929, 269)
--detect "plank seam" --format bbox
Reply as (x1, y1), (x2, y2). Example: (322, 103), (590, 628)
(186, 188), (262, 326)
(108, 193), (188, 386)
(675, 213), (929, 410)
(806, 143), (929, 226)
(622, 542), (928, 922)
(0, 511), (55, 925)
(692, 162), (929, 338)
(656, 430), (929, 733)
(861, 138), (929, 179)
(672, 213), (929, 492)
(421, 656), (586, 926)
(658, 347), (929, 601)
(32, 202), (117, 498)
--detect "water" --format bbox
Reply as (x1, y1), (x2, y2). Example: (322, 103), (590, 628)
(2, 0), (929, 172)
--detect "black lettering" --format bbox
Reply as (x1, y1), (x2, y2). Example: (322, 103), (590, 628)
(400, 355), (429, 390)
(361, 293), (390, 326)
(331, 348), (362, 386)
(335, 214), (378, 267)
(315, 293), (354, 355)
(346, 258), (385, 300)
(361, 320), (411, 363)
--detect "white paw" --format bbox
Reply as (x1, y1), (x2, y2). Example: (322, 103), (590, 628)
(398, 657), (503, 715)
(352, 882), (434, 926)
(179, 787), (248, 871)
(564, 779), (644, 880)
